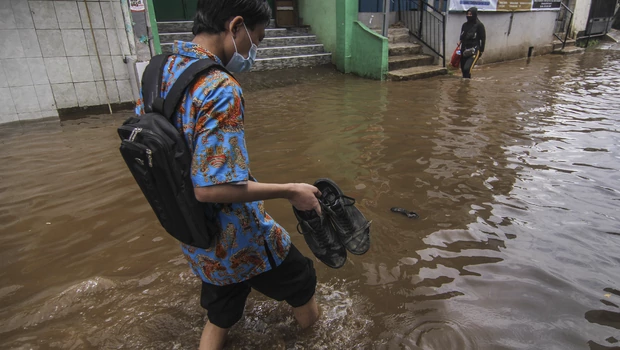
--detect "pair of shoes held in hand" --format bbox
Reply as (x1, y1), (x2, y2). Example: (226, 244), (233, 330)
(293, 178), (371, 269)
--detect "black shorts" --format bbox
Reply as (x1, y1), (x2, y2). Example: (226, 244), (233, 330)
(200, 244), (317, 328)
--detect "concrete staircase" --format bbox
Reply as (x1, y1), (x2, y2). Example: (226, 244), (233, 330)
(552, 38), (584, 55)
(383, 27), (447, 81)
(157, 20), (332, 71)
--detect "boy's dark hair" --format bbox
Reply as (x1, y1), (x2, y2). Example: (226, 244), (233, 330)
(192, 0), (272, 35)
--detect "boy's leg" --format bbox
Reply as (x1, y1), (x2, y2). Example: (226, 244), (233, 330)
(249, 244), (319, 328)
(293, 295), (319, 329)
(199, 281), (251, 349)
(199, 321), (228, 350)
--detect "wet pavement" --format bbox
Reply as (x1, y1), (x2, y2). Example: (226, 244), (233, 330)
(1, 45), (620, 349)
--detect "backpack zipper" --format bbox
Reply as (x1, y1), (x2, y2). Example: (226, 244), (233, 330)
(146, 149), (153, 168)
(128, 127), (143, 142)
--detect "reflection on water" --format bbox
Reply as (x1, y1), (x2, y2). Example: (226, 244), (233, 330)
(1, 47), (620, 349)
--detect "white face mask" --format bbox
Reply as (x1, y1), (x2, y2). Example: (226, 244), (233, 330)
(225, 23), (257, 73)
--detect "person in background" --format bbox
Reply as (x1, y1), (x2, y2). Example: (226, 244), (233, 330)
(459, 7), (486, 79)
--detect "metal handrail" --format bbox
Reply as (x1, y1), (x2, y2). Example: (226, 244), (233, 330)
(398, 0), (446, 67)
(553, 2), (574, 50)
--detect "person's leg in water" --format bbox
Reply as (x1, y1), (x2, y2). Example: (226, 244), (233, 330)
(461, 51), (480, 78)
(293, 295), (320, 328)
(200, 322), (228, 350)
(198, 297), (319, 350)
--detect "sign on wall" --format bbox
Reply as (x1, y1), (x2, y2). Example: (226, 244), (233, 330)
(449, 0), (561, 11)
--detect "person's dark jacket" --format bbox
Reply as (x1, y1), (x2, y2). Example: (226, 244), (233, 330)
(460, 7), (486, 54)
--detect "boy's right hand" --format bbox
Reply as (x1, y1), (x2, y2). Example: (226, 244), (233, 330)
(288, 183), (322, 215)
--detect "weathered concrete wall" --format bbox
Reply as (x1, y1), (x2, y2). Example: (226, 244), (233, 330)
(0, 0), (137, 124)
(350, 21), (388, 80)
(572, 0), (593, 37)
(357, 12), (399, 30)
(298, 0), (337, 62)
(445, 11), (557, 65)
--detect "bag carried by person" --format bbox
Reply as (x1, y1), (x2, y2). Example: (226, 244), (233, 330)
(450, 44), (461, 67)
(117, 55), (229, 249)
(462, 47), (477, 58)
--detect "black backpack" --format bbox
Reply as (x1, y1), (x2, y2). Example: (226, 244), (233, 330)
(118, 54), (230, 249)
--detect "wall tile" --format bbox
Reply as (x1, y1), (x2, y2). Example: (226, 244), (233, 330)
(44, 57), (72, 84)
(10, 86), (39, 113)
(90, 55), (114, 81)
(94, 29), (110, 56)
(78, 1), (104, 30)
(11, 0), (34, 29)
(0, 1), (17, 30)
(19, 111), (43, 121)
(96, 80), (119, 104)
(75, 81), (99, 106)
(0, 114), (19, 123)
(30, 1), (59, 30)
(38, 30), (66, 57)
(0, 87), (17, 115)
(41, 109), (59, 118)
(111, 56), (129, 80)
(2, 58), (33, 87)
(61, 29), (88, 56)
(54, 1), (82, 30)
(51, 83), (77, 109)
(0, 65), (8, 88)
(27, 57), (49, 85)
(111, 2), (125, 29)
(67, 56), (94, 82)
(117, 79), (133, 102)
(0, 30), (25, 59)
(19, 29), (42, 57)
(100, 2), (115, 29)
(35, 84), (56, 111)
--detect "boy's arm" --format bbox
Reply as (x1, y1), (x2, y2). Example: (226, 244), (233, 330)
(195, 182), (322, 213)
(190, 76), (321, 213)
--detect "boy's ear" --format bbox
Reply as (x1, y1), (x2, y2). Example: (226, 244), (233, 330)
(228, 16), (245, 38)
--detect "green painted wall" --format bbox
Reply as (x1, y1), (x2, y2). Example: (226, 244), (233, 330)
(298, 0), (337, 62)
(299, 0), (387, 80)
(350, 21), (388, 80)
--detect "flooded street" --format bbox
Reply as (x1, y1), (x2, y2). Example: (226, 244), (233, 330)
(1, 46), (620, 350)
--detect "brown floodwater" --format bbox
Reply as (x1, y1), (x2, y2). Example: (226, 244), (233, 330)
(1, 45), (620, 350)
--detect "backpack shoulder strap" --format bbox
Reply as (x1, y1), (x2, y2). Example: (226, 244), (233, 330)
(141, 54), (170, 114)
(162, 59), (233, 119)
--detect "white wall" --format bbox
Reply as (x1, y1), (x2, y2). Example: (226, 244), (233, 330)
(358, 12), (399, 30)
(0, 0), (136, 125)
(445, 10), (558, 64)
(571, 0), (592, 37)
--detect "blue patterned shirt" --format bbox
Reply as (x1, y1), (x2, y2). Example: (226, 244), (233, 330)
(135, 41), (291, 286)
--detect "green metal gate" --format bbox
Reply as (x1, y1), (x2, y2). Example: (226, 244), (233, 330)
(152, 0), (274, 22)
(152, 0), (198, 21)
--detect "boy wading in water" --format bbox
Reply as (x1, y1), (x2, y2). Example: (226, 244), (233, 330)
(135, 1), (322, 348)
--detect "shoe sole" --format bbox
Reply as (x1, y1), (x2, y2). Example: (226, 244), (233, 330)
(314, 178), (371, 255)
(292, 206), (347, 268)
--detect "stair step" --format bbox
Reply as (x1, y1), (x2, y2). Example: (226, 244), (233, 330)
(374, 27), (410, 37)
(159, 28), (312, 44)
(389, 43), (422, 56)
(252, 53), (332, 71)
(159, 19), (278, 33)
(390, 33), (412, 44)
(158, 21), (193, 33)
(258, 44), (325, 58)
(389, 54), (434, 70)
(388, 65), (447, 81)
(261, 35), (317, 47)
(552, 46), (585, 55)
(160, 32), (193, 42)
(552, 39), (576, 50)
